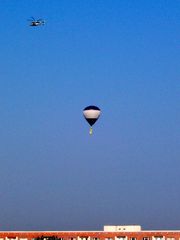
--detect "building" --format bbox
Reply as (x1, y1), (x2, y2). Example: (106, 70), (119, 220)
(0, 225), (180, 240)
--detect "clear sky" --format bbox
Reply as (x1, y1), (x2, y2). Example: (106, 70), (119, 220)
(0, 0), (179, 231)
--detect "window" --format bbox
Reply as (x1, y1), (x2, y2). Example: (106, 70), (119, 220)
(116, 237), (126, 240)
(154, 237), (164, 240)
(80, 237), (89, 240)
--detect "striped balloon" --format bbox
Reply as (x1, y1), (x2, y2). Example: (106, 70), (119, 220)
(83, 106), (101, 134)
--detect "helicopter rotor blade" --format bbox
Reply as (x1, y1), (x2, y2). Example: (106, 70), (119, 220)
(27, 17), (36, 21)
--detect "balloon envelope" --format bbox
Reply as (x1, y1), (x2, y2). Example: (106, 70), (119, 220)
(83, 105), (101, 126)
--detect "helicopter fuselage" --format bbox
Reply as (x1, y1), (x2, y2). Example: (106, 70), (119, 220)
(30, 21), (43, 26)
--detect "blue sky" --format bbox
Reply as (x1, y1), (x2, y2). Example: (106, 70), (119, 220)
(0, 0), (179, 231)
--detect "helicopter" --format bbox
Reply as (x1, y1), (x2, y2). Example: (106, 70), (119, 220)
(28, 17), (45, 27)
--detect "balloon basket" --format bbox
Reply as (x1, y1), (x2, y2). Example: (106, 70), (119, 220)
(89, 127), (93, 135)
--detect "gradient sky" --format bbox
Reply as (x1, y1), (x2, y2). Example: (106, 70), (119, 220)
(0, 0), (179, 231)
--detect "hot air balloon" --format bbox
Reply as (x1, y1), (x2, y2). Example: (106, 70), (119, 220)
(83, 105), (101, 135)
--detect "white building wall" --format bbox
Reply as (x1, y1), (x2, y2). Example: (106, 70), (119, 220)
(104, 226), (142, 232)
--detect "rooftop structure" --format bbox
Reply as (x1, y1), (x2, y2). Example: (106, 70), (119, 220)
(104, 225), (142, 232)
